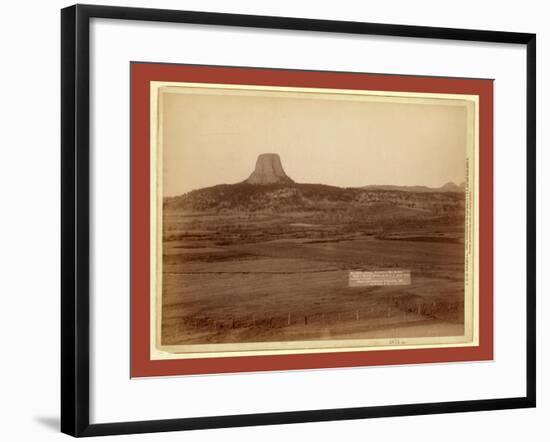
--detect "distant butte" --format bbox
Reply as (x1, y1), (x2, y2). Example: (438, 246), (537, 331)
(245, 153), (294, 185)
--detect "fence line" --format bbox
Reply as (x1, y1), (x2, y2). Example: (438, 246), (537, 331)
(177, 301), (461, 332)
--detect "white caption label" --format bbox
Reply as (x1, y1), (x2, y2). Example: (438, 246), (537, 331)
(348, 270), (411, 287)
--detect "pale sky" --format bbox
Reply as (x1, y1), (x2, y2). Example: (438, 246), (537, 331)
(162, 89), (468, 196)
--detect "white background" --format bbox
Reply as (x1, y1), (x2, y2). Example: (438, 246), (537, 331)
(0, 0), (546, 441)
(91, 14), (527, 424)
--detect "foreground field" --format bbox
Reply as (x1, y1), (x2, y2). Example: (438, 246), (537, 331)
(161, 193), (466, 346)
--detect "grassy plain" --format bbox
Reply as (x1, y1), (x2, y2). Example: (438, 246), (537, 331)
(161, 187), (466, 346)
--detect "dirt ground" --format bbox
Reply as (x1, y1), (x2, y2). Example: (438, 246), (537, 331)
(161, 204), (465, 346)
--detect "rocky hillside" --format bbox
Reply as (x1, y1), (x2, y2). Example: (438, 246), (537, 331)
(164, 181), (464, 216)
(164, 153), (465, 218)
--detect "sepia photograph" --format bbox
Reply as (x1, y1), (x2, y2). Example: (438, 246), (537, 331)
(151, 81), (479, 358)
(57, 4), (533, 437)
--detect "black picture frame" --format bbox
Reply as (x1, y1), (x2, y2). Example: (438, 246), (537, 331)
(61, 4), (536, 437)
